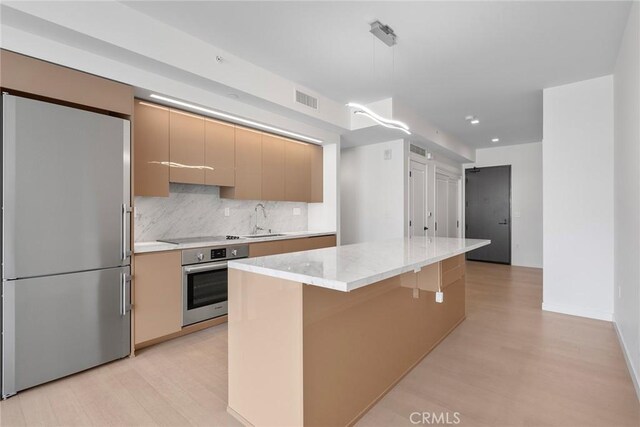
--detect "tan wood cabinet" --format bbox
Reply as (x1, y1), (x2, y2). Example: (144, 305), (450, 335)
(220, 127), (262, 200)
(0, 50), (133, 116)
(249, 235), (336, 258)
(169, 109), (205, 185)
(133, 251), (182, 345)
(132, 100), (323, 202)
(309, 144), (324, 203)
(204, 118), (235, 186)
(284, 140), (311, 202)
(261, 134), (286, 201)
(134, 101), (170, 197)
(248, 240), (285, 257)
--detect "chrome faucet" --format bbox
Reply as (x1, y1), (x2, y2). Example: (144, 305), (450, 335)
(253, 203), (268, 235)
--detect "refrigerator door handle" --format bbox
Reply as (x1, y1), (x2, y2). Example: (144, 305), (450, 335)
(121, 204), (132, 261)
(120, 272), (132, 316)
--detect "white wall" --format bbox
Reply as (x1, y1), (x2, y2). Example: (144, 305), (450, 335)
(308, 143), (339, 234)
(613, 1), (640, 397)
(542, 76), (614, 321)
(340, 140), (405, 244)
(465, 142), (543, 268)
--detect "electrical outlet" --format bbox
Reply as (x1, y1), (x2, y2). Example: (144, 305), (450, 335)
(293, 208), (301, 216)
(435, 291), (444, 303)
(224, 208), (230, 217)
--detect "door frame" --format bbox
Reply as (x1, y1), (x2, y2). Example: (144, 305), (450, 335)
(463, 164), (512, 265)
(434, 167), (462, 238)
(407, 155), (428, 238)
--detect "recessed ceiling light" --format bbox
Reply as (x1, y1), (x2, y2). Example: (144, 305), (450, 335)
(465, 115), (480, 125)
(491, 138), (500, 143)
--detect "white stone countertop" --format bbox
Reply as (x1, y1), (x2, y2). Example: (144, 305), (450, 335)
(228, 237), (490, 292)
(134, 230), (337, 254)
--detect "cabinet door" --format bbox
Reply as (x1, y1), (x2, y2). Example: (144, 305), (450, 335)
(262, 134), (285, 201)
(134, 251), (182, 345)
(205, 119), (235, 186)
(169, 109), (205, 185)
(221, 127), (262, 200)
(249, 240), (285, 257)
(133, 101), (169, 197)
(309, 144), (323, 203)
(306, 235), (336, 250)
(284, 140), (311, 202)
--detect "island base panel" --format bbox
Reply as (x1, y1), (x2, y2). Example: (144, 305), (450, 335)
(228, 266), (465, 427)
(303, 275), (465, 426)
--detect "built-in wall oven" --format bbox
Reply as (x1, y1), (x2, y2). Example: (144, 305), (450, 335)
(182, 244), (249, 326)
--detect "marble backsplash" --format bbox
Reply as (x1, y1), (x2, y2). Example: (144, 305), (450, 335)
(134, 184), (308, 242)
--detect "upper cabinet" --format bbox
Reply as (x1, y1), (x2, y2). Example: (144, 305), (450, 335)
(309, 144), (324, 203)
(169, 110), (205, 185)
(261, 134), (286, 201)
(220, 128), (262, 200)
(284, 140), (311, 202)
(134, 101), (170, 197)
(133, 100), (323, 202)
(204, 119), (235, 187)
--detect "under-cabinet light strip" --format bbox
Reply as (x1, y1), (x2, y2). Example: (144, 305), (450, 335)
(149, 94), (323, 144)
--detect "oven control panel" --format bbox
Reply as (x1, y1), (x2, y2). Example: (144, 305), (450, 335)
(182, 244), (249, 265)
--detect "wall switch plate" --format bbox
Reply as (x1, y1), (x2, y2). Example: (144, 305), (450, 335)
(224, 208), (230, 217)
(435, 291), (444, 303)
(293, 208), (301, 216)
(384, 149), (392, 160)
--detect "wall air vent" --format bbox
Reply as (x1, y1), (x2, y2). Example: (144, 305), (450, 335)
(295, 89), (318, 110)
(410, 144), (426, 157)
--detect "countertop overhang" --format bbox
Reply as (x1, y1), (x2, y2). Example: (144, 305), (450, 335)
(229, 237), (490, 292)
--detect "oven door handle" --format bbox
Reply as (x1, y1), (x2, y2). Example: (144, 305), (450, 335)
(184, 262), (229, 274)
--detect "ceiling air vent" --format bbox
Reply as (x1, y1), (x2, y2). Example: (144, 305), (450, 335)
(295, 89), (318, 110)
(410, 144), (426, 157)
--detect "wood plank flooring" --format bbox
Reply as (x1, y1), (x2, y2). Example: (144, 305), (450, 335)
(1, 262), (638, 426)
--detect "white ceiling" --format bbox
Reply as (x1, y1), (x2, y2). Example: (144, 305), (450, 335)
(123, 1), (632, 149)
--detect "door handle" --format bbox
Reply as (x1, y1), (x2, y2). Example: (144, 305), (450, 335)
(498, 219), (508, 225)
(424, 226), (428, 231)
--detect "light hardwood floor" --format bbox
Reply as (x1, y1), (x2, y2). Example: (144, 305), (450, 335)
(1, 262), (638, 426)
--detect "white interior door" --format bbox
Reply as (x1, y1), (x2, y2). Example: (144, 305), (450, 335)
(448, 180), (460, 237)
(409, 160), (427, 237)
(435, 175), (448, 237)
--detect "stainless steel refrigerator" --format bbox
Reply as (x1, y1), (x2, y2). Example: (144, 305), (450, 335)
(1, 94), (132, 398)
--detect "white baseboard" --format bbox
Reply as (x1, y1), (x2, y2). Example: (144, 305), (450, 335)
(613, 321), (640, 401)
(541, 302), (613, 321)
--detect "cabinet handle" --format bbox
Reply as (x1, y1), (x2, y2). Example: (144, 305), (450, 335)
(121, 204), (132, 260)
(121, 273), (132, 316)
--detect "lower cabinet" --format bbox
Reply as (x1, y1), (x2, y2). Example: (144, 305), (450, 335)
(248, 235), (336, 257)
(133, 234), (336, 348)
(133, 250), (182, 345)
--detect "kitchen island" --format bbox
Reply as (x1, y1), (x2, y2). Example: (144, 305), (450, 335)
(227, 237), (490, 427)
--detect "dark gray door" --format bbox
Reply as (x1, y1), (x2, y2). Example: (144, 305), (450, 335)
(465, 165), (511, 264)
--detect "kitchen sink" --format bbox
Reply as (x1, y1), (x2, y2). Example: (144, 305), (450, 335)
(243, 234), (285, 238)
